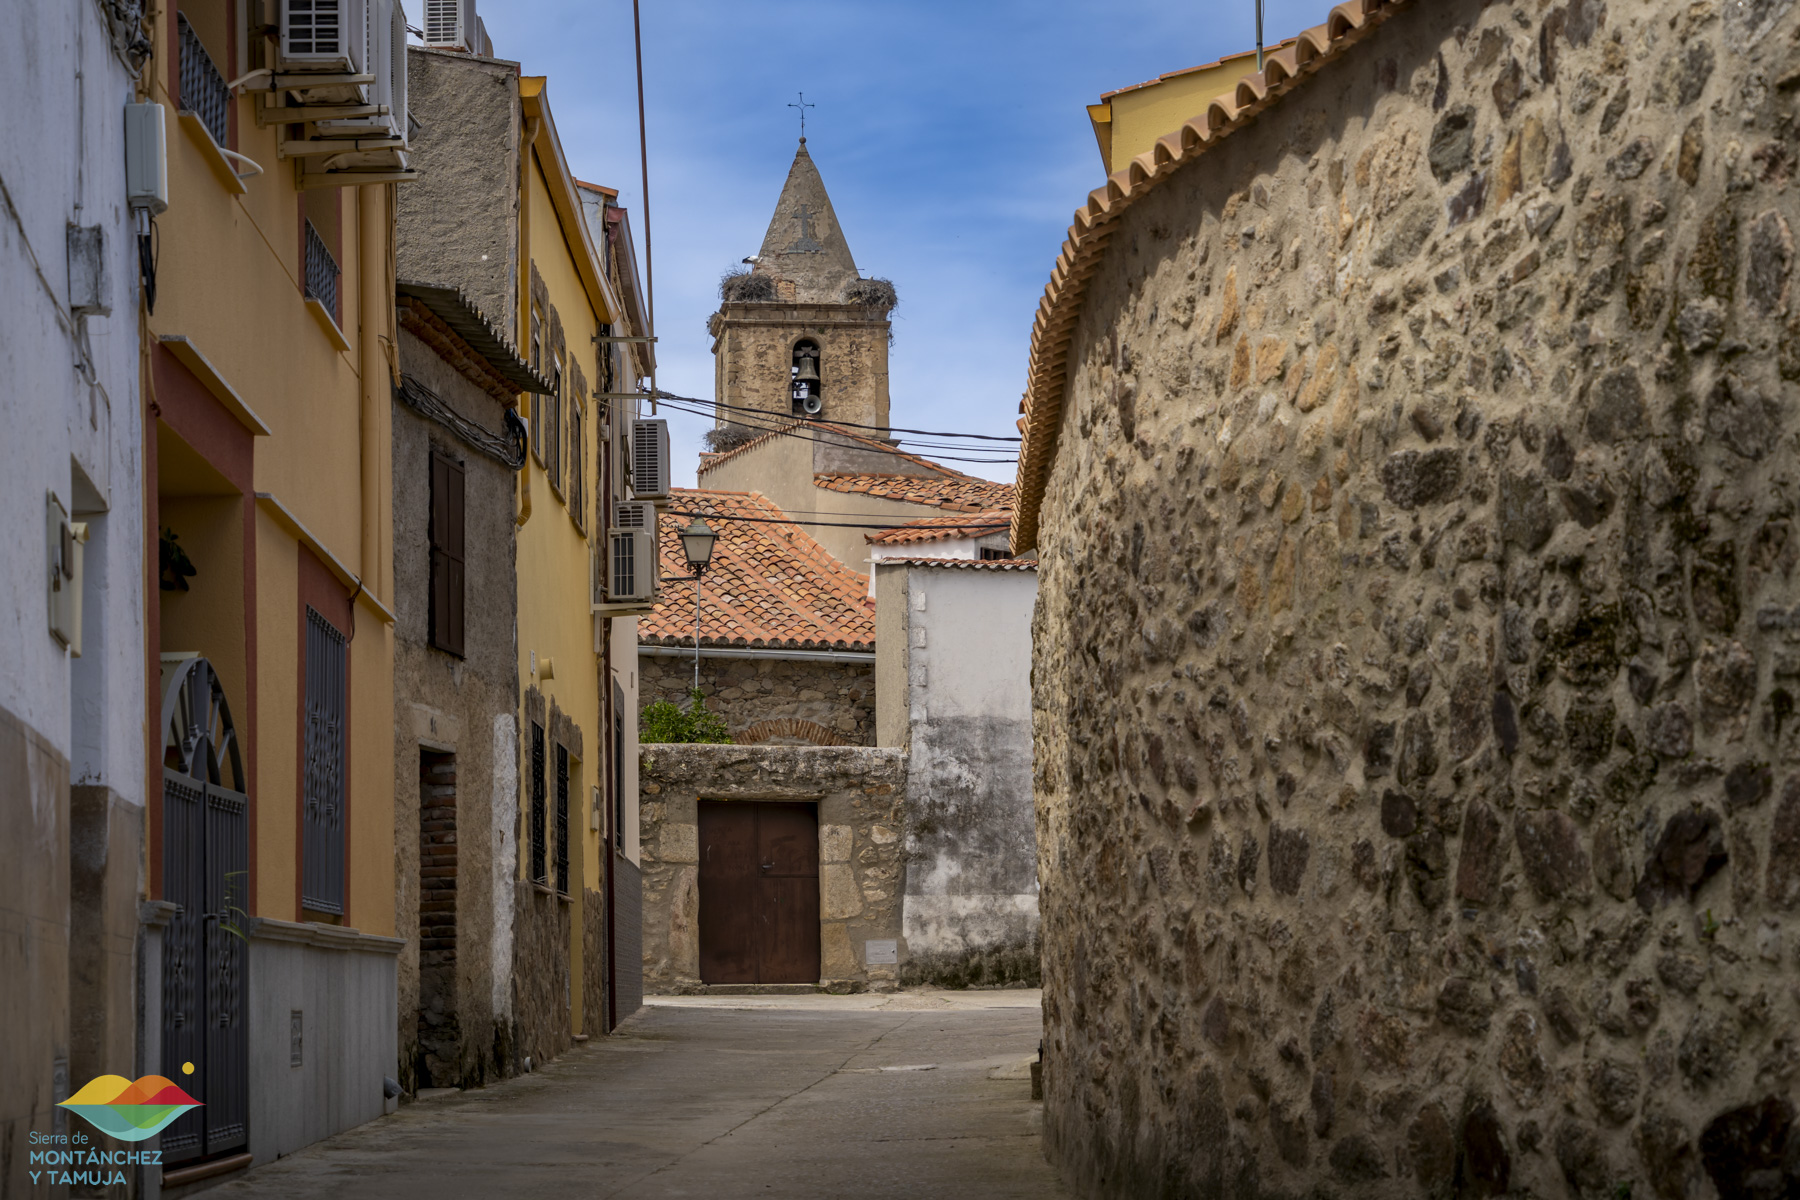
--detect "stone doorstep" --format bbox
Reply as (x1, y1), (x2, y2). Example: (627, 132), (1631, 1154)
(650, 980), (895, 997)
(661, 983), (828, 997)
(159, 1151), (253, 1194)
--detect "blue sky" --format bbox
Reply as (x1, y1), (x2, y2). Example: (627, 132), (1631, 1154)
(407, 1), (1334, 486)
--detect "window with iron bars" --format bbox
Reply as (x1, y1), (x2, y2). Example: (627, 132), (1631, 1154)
(177, 14), (230, 148)
(555, 745), (570, 895)
(529, 722), (547, 886)
(302, 608), (347, 915)
(304, 220), (340, 322)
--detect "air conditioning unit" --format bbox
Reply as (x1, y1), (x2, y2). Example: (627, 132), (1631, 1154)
(613, 500), (655, 531)
(313, 0), (406, 144)
(277, 0), (370, 74)
(607, 529), (658, 603)
(630, 419), (670, 501)
(422, 0), (477, 50)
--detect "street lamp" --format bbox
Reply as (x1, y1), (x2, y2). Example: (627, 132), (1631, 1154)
(679, 517), (717, 690)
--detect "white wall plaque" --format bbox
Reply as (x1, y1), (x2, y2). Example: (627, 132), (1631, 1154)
(864, 939), (898, 965)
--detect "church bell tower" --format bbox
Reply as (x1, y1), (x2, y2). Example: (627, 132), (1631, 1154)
(709, 140), (896, 437)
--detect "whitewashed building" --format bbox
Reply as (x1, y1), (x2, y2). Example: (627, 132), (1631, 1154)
(1, 0), (151, 1186)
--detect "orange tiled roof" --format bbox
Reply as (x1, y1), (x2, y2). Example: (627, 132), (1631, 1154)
(694, 417), (1016, 513)
(866, 510), (1013, 546)
(1013, 0), (1411, 553)
(638, 489), (876, 651)
(816, 473), (1016, 514)
(873, 557), (1038, 572)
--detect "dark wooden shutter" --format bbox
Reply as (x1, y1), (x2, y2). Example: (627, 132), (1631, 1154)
(429, 450), (465, 657)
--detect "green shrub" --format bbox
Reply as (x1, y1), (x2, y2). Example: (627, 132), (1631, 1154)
(639, 688), (732, 744)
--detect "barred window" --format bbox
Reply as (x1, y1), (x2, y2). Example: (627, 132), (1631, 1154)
(555, 745), (570, 896)
(302, 608), (347, 914)
(529, 721), (547, 886)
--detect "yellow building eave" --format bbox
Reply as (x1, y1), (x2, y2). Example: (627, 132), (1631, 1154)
(255, 491), (397, 626)
(521, 78), (620, 328)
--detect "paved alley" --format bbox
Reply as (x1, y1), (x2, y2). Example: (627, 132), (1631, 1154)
(203, 991), (1065, 1200)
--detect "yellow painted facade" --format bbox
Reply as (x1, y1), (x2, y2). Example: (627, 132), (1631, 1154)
(1086, 44), (1281, 176)
(514, 79), (620, 1037)
(145, 2), (397, 934)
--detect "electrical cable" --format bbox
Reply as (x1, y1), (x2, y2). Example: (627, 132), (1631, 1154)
(654, 388), (1021, 442)
(664, 509), (1010, 532)
(396, 374), (528, 469)
(651, 395), (1018, 465)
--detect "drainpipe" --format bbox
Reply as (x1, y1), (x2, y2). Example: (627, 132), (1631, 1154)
(516, 112), (542, 528)
(358, 182), (388, 600)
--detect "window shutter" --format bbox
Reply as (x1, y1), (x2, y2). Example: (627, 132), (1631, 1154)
(429, 450), (466, 657)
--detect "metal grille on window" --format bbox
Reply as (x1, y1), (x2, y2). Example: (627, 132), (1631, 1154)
(178, 14), (230, 147)
(529, 722), (547, 885)
(302, 608), (347, 914)
(304, 220), (340, 320)
(555, 745), (570, 895)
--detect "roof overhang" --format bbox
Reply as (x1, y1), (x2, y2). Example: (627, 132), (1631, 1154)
(397, 280), (551, 395)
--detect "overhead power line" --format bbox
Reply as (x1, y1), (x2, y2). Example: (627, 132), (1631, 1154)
(650, 395), (1019, 466)
(652, 389), (1022, 442)
(665, 508), (1011, 533)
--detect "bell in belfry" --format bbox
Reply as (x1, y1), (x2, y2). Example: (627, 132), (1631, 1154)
(794, 354), (820, 388)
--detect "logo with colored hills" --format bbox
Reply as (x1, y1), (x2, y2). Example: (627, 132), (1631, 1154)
(58, 1075), (201, 1141)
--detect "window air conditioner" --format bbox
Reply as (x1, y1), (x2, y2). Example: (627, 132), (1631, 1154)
(422, 0), (478, 51)
(630, 419), (670, 501)
(312, 0), (406, 145)
(277, 0), (370, 75)
(607, 530), (658, 603)
(613, 500), (655, 531)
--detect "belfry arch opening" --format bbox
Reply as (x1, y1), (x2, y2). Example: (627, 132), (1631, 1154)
(791, 339), (823, 417)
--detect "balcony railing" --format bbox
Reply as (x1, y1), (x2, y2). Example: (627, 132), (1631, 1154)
(177, 15), (229, 147)
(303, 220), (340, 318)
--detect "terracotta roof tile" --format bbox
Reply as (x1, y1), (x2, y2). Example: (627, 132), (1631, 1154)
(638, 489), (876, 651)
(873, 557), (1038, 572)
(865, 510), (1013, 546)
(1012, 0), (1412, 553)
(816, 473), (1016, 513)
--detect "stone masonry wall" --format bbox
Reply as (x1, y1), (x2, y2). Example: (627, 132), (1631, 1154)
(711, 302), (891, 432)
(1031, 2), (1800, 1197)
(639, 745), (906, 990)
(640, 653), (875, 746)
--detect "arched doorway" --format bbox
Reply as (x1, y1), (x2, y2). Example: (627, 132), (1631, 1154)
(159, 655), (250, 1165)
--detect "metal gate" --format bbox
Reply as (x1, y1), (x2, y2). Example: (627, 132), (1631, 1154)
(159, 657), (250, 1164)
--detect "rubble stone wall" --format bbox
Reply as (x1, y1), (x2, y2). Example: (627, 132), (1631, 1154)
(640, 652), (875, 746)
(639, 744), (906, 990)
(1030, 1), (1800, 1196)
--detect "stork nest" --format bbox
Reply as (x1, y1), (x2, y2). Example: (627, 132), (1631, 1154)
(702, 423), (763, 453)
(719, 267), (777, 303)
(841, 277), (898, 315)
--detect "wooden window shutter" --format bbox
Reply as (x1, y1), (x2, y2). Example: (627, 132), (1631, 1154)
(429, 449), (466, 657)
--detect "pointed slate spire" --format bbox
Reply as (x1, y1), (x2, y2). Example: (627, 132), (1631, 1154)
(753, 140), (861, 303)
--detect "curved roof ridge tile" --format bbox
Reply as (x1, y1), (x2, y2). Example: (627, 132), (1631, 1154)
(1010, 0), (1414, 554)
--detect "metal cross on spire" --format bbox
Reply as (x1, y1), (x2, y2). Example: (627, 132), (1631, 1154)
(788, 92), (816, 143)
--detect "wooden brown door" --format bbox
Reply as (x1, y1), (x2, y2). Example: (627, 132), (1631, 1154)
(697, 801), (821, 984)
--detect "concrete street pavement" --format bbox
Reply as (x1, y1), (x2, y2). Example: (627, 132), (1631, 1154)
(202, 989), (1066, 1199)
